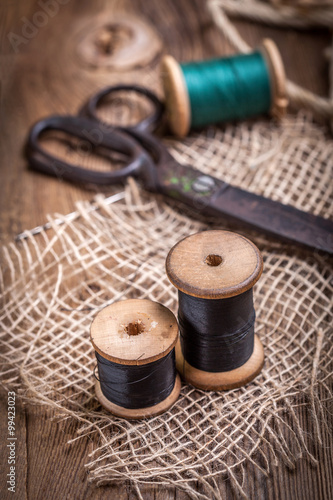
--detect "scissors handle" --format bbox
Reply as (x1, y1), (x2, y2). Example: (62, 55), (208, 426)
(26, 115), (157, 187)
(82, 84), (164, 133)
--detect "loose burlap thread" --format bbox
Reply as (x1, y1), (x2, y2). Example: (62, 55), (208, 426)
(0, 110), (332, 499)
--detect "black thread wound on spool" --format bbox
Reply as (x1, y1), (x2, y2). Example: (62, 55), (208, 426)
(178, 288), (256, 372)
(95, 349), (176, 409)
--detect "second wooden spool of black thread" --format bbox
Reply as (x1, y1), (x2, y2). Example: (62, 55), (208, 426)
(166, 230), (264, 390)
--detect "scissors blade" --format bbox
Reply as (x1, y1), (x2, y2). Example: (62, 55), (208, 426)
(210, 184), (333, 254)
(159, 162), (333, 254)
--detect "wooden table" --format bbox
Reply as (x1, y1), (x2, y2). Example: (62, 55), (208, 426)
(1, 1), (332, 498)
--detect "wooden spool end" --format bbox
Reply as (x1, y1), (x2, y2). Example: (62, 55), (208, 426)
(260, 38), (288, 119)
(161, 54), (191, 137)
(166, 230), (263, 299)
(161, 38), (288, 137)
(166, 230), (265, 390)
(90, 298), (181, 418)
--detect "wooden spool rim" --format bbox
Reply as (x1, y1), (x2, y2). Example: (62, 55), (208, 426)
(161, 54), (191, 137)
(90, 299), (179, 365)
(260, 38), (288, 119)
(95, 373), (181, 419)
(176, 336), (264, 390)
(166, 230), (263, 299)
(161, 37), (288, 137)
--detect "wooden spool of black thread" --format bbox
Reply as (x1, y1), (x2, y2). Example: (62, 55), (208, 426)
(90, 299), (181, 419)
(166, 230), (264, 390)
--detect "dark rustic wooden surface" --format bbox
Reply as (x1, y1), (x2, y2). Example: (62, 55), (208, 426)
(0, 1), (332, 499)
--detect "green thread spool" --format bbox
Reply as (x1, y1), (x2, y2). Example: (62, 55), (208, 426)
(161, 38), (288, 137)
(182, 52), (271, 127)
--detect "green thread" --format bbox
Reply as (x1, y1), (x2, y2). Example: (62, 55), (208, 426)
(180, 51), (271, 128)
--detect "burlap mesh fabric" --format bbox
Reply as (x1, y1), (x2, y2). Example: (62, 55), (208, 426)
(0, 111), (332, 499)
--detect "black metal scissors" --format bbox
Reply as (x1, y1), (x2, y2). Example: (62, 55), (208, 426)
(26, 85), (333, 254)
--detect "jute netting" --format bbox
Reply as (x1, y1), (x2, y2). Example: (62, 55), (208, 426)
(0, 111), (332, 499)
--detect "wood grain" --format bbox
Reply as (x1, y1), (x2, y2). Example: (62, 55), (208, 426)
(75, 14), (162, 69)
(0, 0), (332, 498)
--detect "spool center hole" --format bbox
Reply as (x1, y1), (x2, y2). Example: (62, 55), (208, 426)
(205, 254), (222, 267)
(125, 320), (145, 336)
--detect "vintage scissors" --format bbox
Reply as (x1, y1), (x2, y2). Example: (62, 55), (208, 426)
(26, 85), (333, 254)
